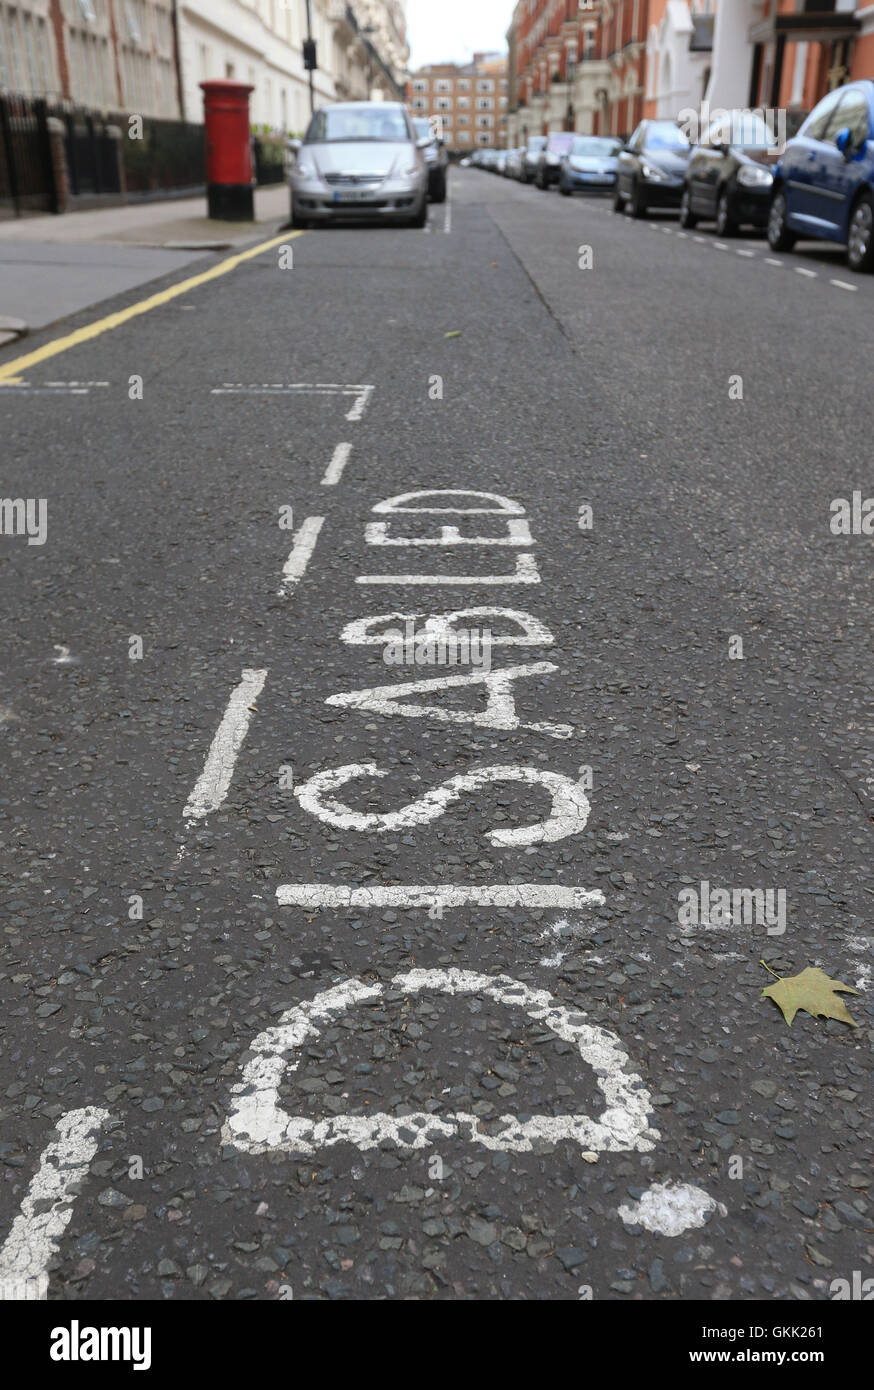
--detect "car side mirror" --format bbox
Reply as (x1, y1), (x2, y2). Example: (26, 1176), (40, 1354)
(417, 136), (432, 149)
(288, 138), (302, 155)
(835, 127), (853, 158)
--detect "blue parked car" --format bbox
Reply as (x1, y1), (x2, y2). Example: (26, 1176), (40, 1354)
(558, 136), (623, 196)
(769, 79), (874, 272)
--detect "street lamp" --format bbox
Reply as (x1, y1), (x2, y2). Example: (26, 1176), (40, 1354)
(304, 0), (316, 115)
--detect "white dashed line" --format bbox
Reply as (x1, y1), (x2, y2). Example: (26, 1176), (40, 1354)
(321, 442), (352, 486)
(444, 193), (452, 234)
(279, 515), (324, 595)
(736, 249), (756, 257)
(693, 235), (707, 244)
(765, 257), (783, 267)
(795, 267), (817, 278)
(830, 278), (858, 292)
(0, 1107), (109, 1301)
(276, 884), (606, 910)
(183, 668), (268, 823)
(714, 241), (729, 251)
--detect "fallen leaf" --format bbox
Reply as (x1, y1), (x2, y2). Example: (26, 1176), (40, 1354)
(444, 330), (462, 338)
(760, 963), (859, 1028)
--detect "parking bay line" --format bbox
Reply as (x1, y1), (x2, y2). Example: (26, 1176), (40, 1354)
(276, 885), (606, 910)
(321, 441), (352, 486)
(183, 668), (268, 824)
(0, 1107), (109, 1299)
(279, 515), (324, 595)
(0, 231), (303, 385)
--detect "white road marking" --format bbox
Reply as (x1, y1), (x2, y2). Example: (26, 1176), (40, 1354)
(279, 515), (324, 595)
(321, 442), (352, 486)
(676, 231), (688, 239)
(211, 383), (374, 420)
(222, 969), (658, 1156)
(276, 884), (605, 910)
(693, 236), (707, 244)
(365, 519), (533, 546)
(294, 761), (591, 846)
(340, 607), (555, 647)
(765, 257), (783, 266)
(830, 278), (858, 292)
(795, 266), (817, 278)
(714, 241), (729, 251)
(373, 489), (524, 514)
(326, 662), (573, 738)
(0, 1107), (109, 1299)
(357, 554), (541, 585)
(618, 1181), (727, 1236)
(183, 668), (267, 824)
(736, 249), (756, 257)
(444, 193), (452, 234)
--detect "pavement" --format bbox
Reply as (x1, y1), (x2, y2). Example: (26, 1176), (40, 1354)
(0, 170), (872, 1305)
(0, 184), (290, 331)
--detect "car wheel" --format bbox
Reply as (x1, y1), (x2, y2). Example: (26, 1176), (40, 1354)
(613, 186), (626, 213)
(535, 170), (545, 190)
(679, 186), (698, 229)
(409, 199), (428, 229)
(715, 189), (737, 237)
(768, 188), (796, 252)
(430, 171), (447, 204)
(846, 193), (874, 272)
(559, 177), (571, 197)
(630, 181), (647, 218)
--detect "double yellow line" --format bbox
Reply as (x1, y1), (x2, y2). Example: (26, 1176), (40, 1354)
(0, 229), (303, 384)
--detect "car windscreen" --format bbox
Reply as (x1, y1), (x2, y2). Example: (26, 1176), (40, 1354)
(645, 124), (690, 150)
(528, 137), (547, 151)
(306, 108), (411, 143)
(571, 137), (621, 156)
(413, 118), (434, 140)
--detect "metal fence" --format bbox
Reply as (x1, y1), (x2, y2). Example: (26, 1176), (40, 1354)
(0, 93), (57, 216)
(1, 91), (286, 217)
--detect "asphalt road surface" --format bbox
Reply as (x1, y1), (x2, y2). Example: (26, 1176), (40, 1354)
(1, 170), (872, 1303)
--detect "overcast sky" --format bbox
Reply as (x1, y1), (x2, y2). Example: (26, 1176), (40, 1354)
(406, 0), (510, 69)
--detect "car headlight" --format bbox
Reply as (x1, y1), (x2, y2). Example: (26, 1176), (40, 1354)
(401, 164), (421, 177)
(640, 161), (666, 181)
(737, 164), (773, 188)
(295, 160), (318, 179)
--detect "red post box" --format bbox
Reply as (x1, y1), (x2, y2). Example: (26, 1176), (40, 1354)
(200, 79), (255, 221)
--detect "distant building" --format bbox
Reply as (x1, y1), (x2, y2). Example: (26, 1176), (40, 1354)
(407, 52), (508, 153)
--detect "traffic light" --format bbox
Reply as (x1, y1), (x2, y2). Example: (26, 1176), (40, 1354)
(303, 39), (317, 71)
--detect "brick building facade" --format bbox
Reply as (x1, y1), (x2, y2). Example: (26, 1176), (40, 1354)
(407, 52), (508, 154)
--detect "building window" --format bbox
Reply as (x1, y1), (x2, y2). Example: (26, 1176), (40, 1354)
(435, 79), (452, 93)
(477, 79), (494, 93)
(413, 79), (427, 92)
(477, 97), (493, 110)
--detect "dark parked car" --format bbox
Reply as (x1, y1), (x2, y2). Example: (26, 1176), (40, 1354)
(521, 135), (548, 183)
(559, 135), (623, 195)
(613, 120), (692, 217)
(535, 133), (574, 189)
(768, 79), (874, 272)
(412, 117), (449, 203)
(681, 111), (779, 234)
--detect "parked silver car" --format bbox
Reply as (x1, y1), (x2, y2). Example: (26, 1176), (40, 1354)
(289, 102), (428, 228)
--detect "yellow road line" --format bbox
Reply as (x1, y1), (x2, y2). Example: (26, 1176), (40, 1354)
(0, 229), (302, 384)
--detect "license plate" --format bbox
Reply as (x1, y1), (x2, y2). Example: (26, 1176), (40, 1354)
(333, 189), (371, 203)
